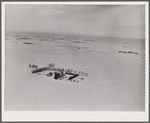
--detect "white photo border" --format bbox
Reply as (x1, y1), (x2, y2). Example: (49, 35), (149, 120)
(2, 1), (149, 122)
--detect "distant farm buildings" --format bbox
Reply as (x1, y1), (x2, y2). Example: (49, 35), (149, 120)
(118, 51), (138, 54)
(29, 63), (88, 83)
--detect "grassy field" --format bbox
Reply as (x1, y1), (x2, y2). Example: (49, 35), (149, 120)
(5, 32), (145, 111)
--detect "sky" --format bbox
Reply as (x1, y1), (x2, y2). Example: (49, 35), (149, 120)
(5, 4), (145, 38)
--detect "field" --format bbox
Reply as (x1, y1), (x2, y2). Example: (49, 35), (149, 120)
(5, 32), (145, 111)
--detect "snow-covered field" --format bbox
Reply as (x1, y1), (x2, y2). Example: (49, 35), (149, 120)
(5, 32), (145, 111)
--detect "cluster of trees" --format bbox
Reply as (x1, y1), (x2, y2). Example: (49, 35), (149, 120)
(17, 38), (32, 40)
(48, 67), (88, 76)
(29, 64), (38, 68)
(23, 42), (34, 45)
(118, 51), (138, 54)
(49, 63), (55, 68)
(30, 63), (88, 77)
(31, 67), (49, 73)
